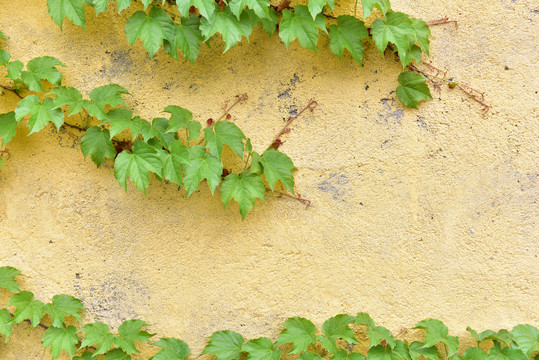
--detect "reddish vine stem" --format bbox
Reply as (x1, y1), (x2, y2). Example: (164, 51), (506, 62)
(427, 17), (458, 27)
(219, 93), (248, 121)
(268, 99), (318, 150)
(278, 192), (311, 207)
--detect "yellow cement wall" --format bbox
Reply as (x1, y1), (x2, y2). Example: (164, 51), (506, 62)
(0, 0), (537, 358)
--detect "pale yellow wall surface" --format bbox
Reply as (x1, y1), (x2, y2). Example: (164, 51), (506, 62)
(0, 0), (538, 358)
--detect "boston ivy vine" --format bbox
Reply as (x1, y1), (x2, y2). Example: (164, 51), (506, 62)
(0, 266), (538, 360)
(45, 0), (433, 108)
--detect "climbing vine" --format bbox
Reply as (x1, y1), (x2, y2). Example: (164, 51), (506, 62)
(0, 266), (537, 360)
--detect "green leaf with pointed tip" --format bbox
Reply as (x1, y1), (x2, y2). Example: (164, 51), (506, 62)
(368, 326), (396, 349)
(251, 149), (295, 193)
(260, 8), (278, 36)
(141, 117), (175, 150)
(164, 105), (193, 133)
(416, 319), (458, 357)
(8, 291), (45, 327)
(355, 312), (375, 328)
(125, 8), (175, 58)
(371, 11), (415, 67)
(114, 319), (155, 354)
(159, 140), (189, 185)
(401, 44), (422, 66)
(203, 330), (244, 360)
(510, 324), (539, 358)
(396, 72), (432, 109)
(182, 145), (222, 196)
(44, 294), (84, 328)
(308, 0), (334, 20)
(0, 49), (10, 66)
(165, 16), (203, 63)
(318, 314), (357, 353)
(0, 309), (12, 342)
(279, 6), (327, 52)
(117, 0), (132, 12)
(368, 341), (410, 360)
(114, 141), (162, 194)
(6, 60), (23, 80)
(331, 350), (366, 360)
(47, 0), (86, 30)
(275, 317), (317, 354)
(0, 267), (21, 292)
(151, 337), (191, 360)
(177, 0), (216, 20)
(410, 18), (430, 55)
(105, 349), (132, 360)
(229, 0), (270, 20)
(242, 337), (282, 360)
(204, 121), (246, 159)
(361, 0), (391, 19)
(408, 342), (440, 360)
(102, 108), (141, 140)
(50, 86), (83, 115)
(80, 322), (116, 355)
(42, 325), (79, 360)
(80, 126), (116, 167)
(457, 348), (487, 360)
(466, 327), (496, 344)
(329, 15), (368, 65)
(221, 171), (265, 219)
(0, 112), (18, 147)
(200, 6), (258, 52)
(83, 84), (129, 120)
(21, 56), (66, 92)
(487, 346), (527, 360)
(74, 351), (94, 360)
(15, 96), (64, 134)
(484, 330), (512, 346)
(86, 0), (109, 14)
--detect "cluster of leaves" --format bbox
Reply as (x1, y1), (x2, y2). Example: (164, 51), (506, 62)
(1, 266), (538, 360)
(45, 0), (432, 108)
(0, 37), (296, 219)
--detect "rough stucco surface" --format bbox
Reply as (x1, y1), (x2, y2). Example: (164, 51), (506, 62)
(0, 0), (537, 358)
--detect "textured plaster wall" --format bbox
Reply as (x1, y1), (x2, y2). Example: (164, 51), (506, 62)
(0, 0), (537, 358)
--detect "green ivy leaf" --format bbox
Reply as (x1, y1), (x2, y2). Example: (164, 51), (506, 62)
(466, 327), (496, 344)
(410, 18), (430, 56)
(165, 16), (203, 64)
(114, 319), (155, 354)
(0, 49), (10, 66)
(87, 0), (109, 15)
(242, 337), (282, 360)
(105, 349), (132, 360)
(125, 8), (176, 58)
(221, 171), (265, 219)
(80, 126), (117, 167)
(0, 309), (12, 343)
(151, 337), (191, 360)
(6, 60), (23, 80)
(80, 322), (116, 355)
(203, 330), (245, 360)
(416, 319), (459, 357)
(15, 96), (64, 134)
(510, 324), (539, 358)
(47, 0), (86, 30)
(331, 350), (366, 360)
(260, 8), (278, 36)
(486, 346), (527, 360)
(371, 11), (415, 67)
(250, 150), (295, 193)
(279, 6), (327, 52)
(114, 141), (162, 194)
(454, 348), (488, 360)
(401, 44), (422, 67)
(367, 340), (410, 360)
(176, 0), (216, 20)
(102, 108), (141, 140)
(182, 145), (223, 196)
(117, 0), (132, 12)
(318, 314), (357, 353)
(408, 342), (440, 360)
(328, 15), (368, 65)
(355, 313), (375, 328)
(50, 86), (83, 116)
(74, 350), (94, 360)
(141, 117), (175, 150)
(21, 56), (66, 92)
(396, 72), (432, 109)
(307, 0), (334, 20)
(159, 140), (189, 186)
(204, 121), (246, 160)
(44, 294), (84, 328)
(368, 326), (396, 349)
(163, 105), (193, 133)
(361, 0), (391, 19)
(275, 317), (317, 353)
(200, 6), (258, 52)
(0, 112), (18, 147)
(42, 325), (79, 360)
(83, 84), (129, 120)
(8, 291), (45, 327)
(229, 0), (271, 20)
(484, 330), (512, 346)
